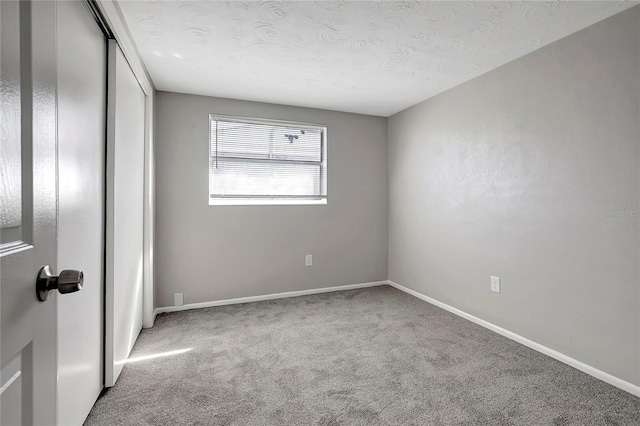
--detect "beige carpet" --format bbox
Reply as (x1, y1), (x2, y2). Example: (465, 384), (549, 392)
(85, 286), (640, 425)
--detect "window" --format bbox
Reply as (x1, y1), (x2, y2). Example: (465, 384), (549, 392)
(209, 115), (327, 205)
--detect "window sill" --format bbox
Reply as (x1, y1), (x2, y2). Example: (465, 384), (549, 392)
(209, 199), (327, 206)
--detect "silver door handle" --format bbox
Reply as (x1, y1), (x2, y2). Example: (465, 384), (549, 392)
(36, 265), (84, 302)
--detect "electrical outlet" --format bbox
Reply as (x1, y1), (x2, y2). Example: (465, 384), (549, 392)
(174, 293), (184, 306)
(305, 254), (312, 266)
(490, 276), (501, 293)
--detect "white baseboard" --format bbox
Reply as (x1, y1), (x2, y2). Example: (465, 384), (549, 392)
(153, 281), (388, 316)
(144, 311), (158, 329)
(386, 280), (640, 397)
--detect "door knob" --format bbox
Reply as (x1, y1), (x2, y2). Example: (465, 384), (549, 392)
(36, 265), (84, 302)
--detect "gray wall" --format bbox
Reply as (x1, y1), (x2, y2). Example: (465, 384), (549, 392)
(155, 92), (388, 307)
(388, 7), (640, 386)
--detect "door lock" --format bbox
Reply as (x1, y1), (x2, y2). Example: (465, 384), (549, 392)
(36, 265), (84, 302)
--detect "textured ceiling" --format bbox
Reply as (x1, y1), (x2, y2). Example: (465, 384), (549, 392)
(119, 1), (638, 116)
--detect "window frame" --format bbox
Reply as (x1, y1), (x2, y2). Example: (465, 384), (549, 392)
(208, 114), (328, 206)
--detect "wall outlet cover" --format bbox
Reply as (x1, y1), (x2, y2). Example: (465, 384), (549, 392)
(174, 293), (184, 306)
(491, 276), (501, 293)
(305, 254), (313, 266)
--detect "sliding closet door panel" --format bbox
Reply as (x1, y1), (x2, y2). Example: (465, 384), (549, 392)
(105, 40), (145, 387)
(56, 0), (106, 422)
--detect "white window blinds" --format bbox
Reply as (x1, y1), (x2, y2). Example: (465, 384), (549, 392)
(209, 115), (327, 205)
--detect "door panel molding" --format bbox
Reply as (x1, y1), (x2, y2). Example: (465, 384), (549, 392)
(1, 0), (58, 424)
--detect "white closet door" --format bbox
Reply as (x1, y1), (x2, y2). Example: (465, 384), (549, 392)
(105, 40), (146, 387)
(56, 0), (107, 423)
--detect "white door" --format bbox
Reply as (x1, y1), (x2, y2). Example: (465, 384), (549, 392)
(1, 1), (59, 424)
(105, 40), (146, 387)
(56, 1), (106, 424)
